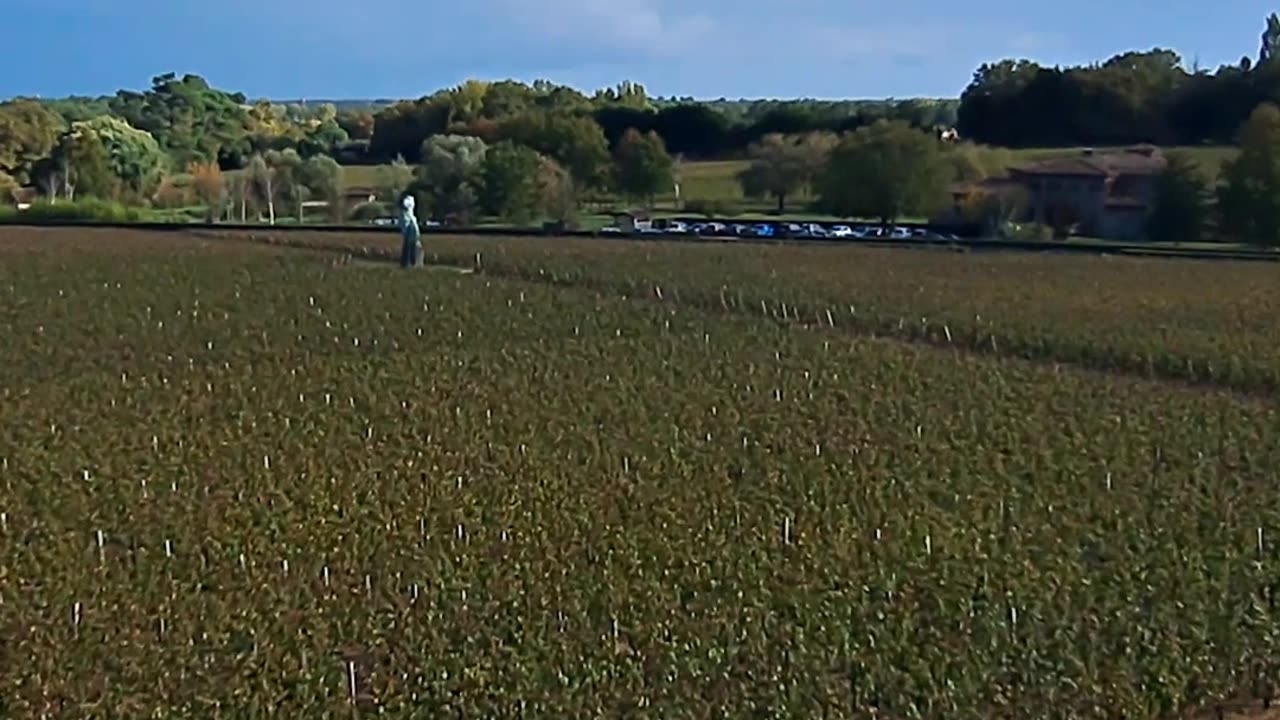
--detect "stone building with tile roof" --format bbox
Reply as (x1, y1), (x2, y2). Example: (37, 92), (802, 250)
(1007, 146), (1167, 240)
(946, 146), (1168, 240)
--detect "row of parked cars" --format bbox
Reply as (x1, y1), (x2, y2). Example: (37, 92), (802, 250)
(604, 219), (961, 242)
(367, 215), (962, 242)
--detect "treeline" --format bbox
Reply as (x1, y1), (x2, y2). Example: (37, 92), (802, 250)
(3, 11), (1279, 189)
(344, 85), (959, 164)
(960, 14), (1280, 146)
(0, 73), (354, 222)
(4, 76), (960, 174)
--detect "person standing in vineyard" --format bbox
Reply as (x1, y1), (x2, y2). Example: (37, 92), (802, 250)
(399, 194), (422, 268)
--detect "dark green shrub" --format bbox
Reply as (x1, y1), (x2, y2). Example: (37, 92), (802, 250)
(0, 198), (145, 223)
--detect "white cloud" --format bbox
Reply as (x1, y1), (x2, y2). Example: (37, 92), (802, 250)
(497, 0), (717, 56)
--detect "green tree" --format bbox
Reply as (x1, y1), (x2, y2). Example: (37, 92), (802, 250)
(63, 116), (166, 198)
(247, 153), (278, 224)
(592, 81), (651, 110)
(52, 130), (116, 200)
(446, 80), (491, 125)
(1146, 153), (1210, 243)
(368, 97), (451, 162)
(1217, 104), (1280, 247)
(0, 99), (65, 184)
(415, 134), (487, 223)
(297, 119), (348, 158)
(109, 74), (252, 167)
(480, 141), (542, 224)
(263, 149), (309, 222)
(375, 155), (414, 203)
(247, 100), (297, 149)
(420, 134), (487, 175)
(301, 154), (344, 222)
(482, 81), (538, 118)
(736, 132), (835, 213)
(611, 129), (674, 206)
(536, 157), (578, 228)
(225, 172), (252, 222)
(499, 112), (610, 190)
(40, 97), (113, 124)
(336, 110), (375, 140)
(815, 120), (948, 224)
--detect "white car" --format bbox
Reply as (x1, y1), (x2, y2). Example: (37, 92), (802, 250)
(829, 225), (854, 238)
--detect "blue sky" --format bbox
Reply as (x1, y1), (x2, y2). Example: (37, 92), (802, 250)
(0, 0), (1267, 101)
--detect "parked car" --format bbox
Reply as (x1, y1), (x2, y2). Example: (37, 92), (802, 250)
(698, 222), (728, 236)
(829, 225), (854, 238)
(665, 221), (691, 235)
(752, 223), (776, 237)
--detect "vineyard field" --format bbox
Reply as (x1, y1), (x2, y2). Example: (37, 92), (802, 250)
(0, 228), (1277, 719)
(205, 228), (1280, 395)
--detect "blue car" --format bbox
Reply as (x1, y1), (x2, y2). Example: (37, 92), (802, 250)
(752, 223), (775, 237)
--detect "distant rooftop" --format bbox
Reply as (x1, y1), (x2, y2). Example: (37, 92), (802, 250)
(1011, 146), (1167, 177)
